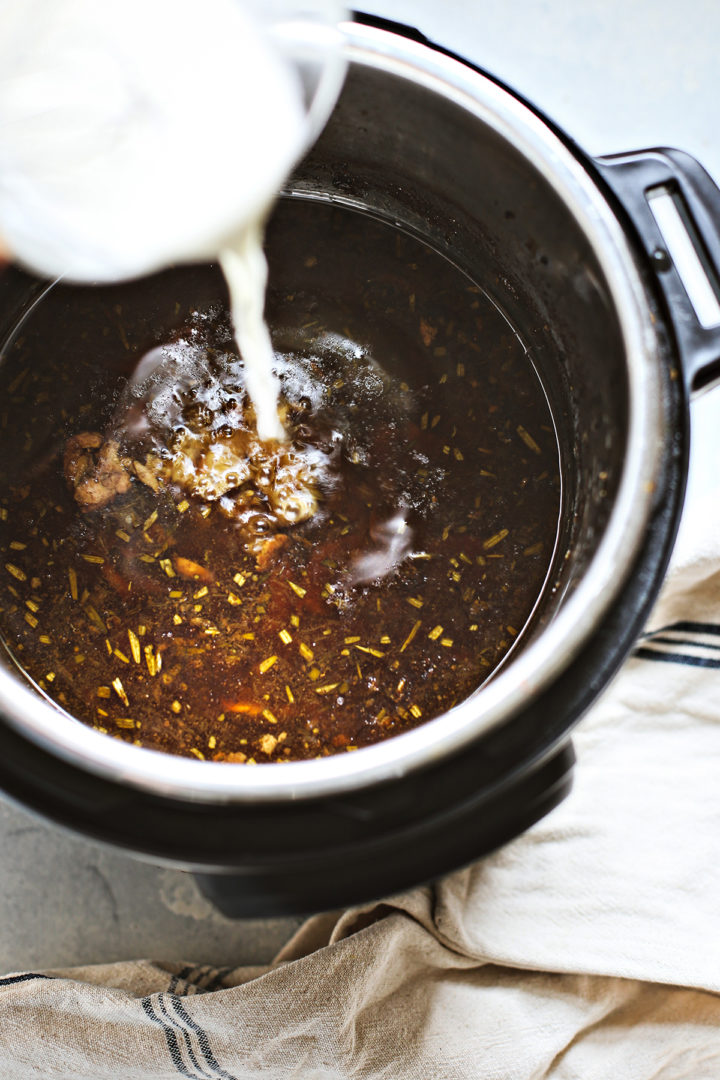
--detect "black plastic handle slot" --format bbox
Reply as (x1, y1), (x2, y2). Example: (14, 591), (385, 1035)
(597, 149), (720, 396)
(647, 183), (720, 329)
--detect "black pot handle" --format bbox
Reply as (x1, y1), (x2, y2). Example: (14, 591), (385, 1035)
(596, 149), (720, 396)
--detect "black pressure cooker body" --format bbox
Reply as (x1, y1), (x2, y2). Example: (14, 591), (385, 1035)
(0, 18), (716, 916)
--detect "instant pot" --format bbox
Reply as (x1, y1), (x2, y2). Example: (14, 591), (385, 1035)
(0, 15), (719, 916)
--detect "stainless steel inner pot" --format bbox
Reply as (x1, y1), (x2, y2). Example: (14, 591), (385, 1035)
(0, 20), (672, 803)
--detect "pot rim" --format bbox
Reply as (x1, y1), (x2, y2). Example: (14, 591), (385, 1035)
(0, 20), (667, 802)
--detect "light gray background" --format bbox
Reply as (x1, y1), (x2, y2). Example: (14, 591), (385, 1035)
(1, 0), (719, 972)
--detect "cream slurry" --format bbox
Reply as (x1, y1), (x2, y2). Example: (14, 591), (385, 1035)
(0, 0), (317, 441)
(220, 226), (286, 442)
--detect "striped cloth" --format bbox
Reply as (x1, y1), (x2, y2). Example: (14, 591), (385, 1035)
(2, 482), (720, 1078)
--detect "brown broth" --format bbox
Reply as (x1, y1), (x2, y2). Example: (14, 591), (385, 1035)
(0, 199), (560, 763)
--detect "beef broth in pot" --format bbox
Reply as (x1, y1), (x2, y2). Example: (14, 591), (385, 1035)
(0, 199), (560, 763)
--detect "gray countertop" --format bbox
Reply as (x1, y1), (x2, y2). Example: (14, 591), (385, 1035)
(2, 0), (719, 973)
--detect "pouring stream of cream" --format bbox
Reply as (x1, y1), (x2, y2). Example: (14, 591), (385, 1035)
(0, 0), (321, 442)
